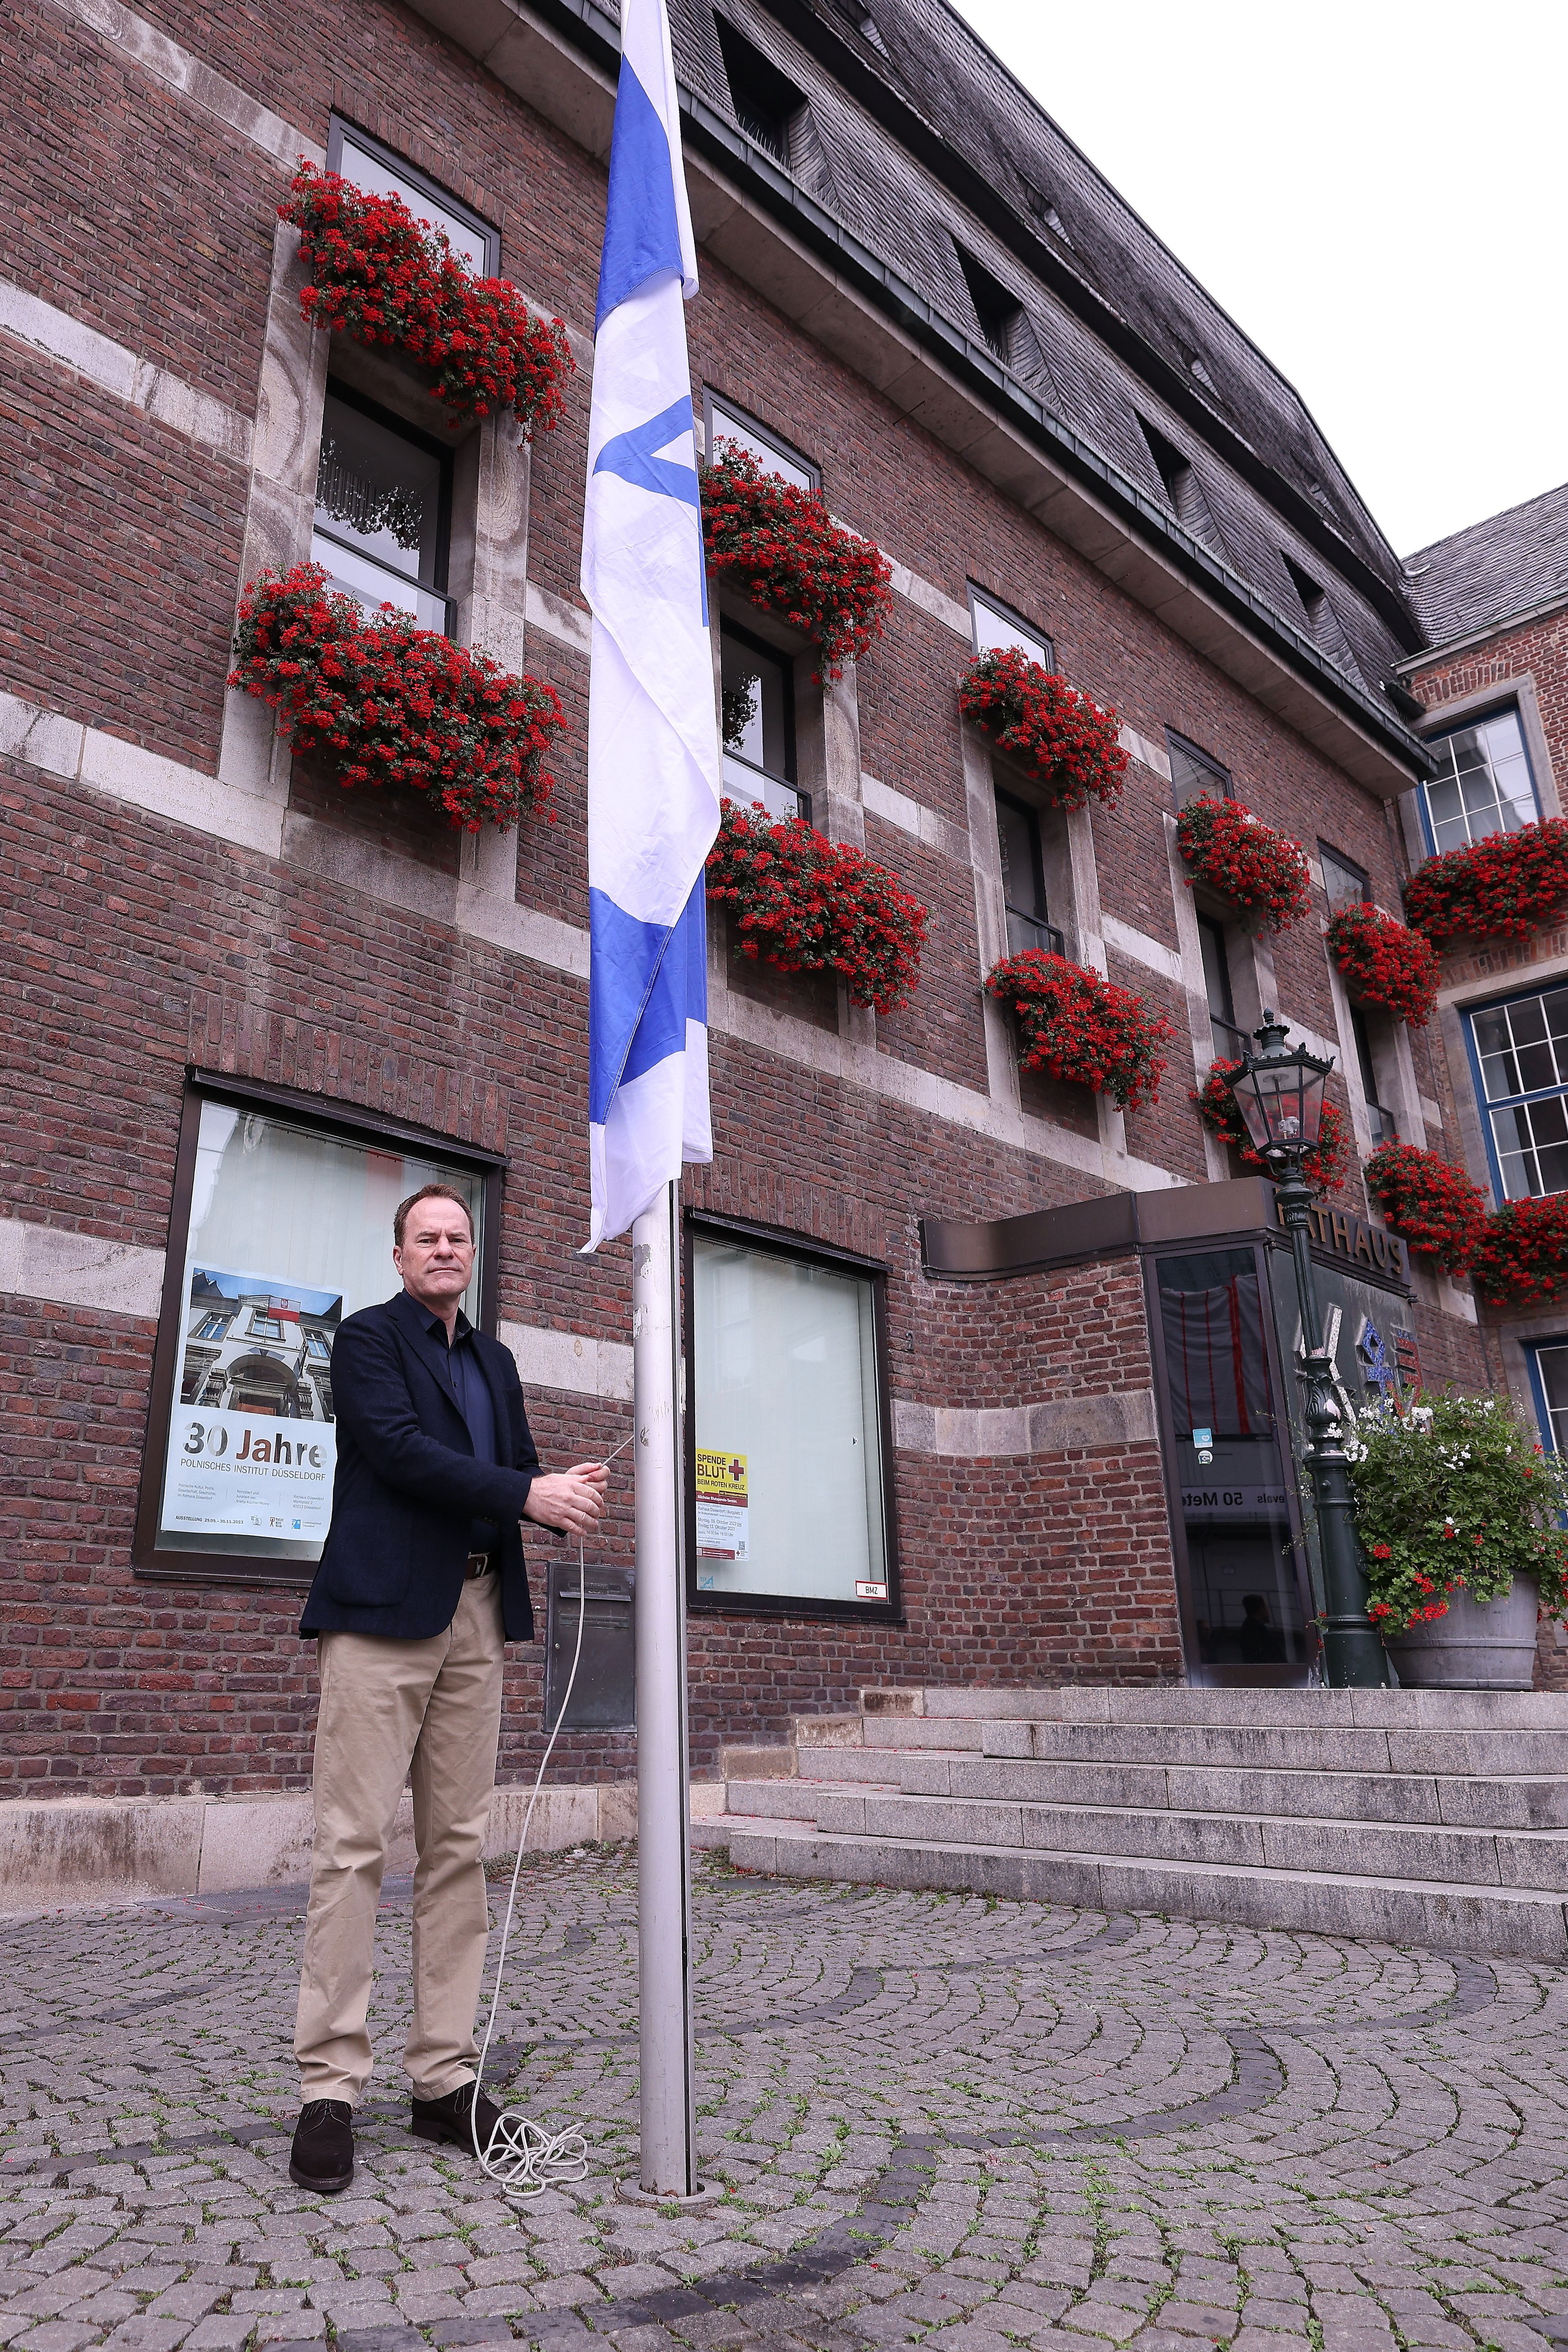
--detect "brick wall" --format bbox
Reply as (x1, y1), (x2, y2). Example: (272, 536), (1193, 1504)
(0, 0), (1504, 1793)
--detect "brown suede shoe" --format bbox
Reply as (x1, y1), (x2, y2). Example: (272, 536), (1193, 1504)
(409, 2078), (505, 2155)
(289, 2097), (354, 2194)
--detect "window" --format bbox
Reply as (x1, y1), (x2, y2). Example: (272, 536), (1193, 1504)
(1017, 176), (1072, 245)
(1527, 1341), (1568, 1455)
(720, 618), (806, 822)
(1137, 417), (1225, 557)
(1319, 845), (1368, 914)
(1421, 707), (1539, 855)
(970, 587), (1053, 671)
(714, 19), (806, 167)
(1197, 915), (1246, 1062)
(687, 1220), (897, 1616)
(995, 788), (1063, 957)
(312, 385), (453, 633)
(1467, 986), (1568, 1201)
(703, 392), (818, 491)
(1167, 732), (1231, 807)
(1349, 1003), (1397, 1146)
(1282, 554), (1361, 678)
(135, 1079), (501, 1585)
(326, 119), (498, 274)
(951, 244), (1053, 389)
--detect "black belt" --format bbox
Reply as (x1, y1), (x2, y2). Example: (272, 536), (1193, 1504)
(465, 1552), (496, 1579)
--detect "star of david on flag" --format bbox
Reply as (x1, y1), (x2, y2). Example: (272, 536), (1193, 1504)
(580, 0), (721, 1251)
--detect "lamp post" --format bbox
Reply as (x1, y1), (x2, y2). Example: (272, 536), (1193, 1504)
(1223, 1014), (1388, 1689)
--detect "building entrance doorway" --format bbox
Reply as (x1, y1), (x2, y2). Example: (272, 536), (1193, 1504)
(1149, 1244), (1314, 1682)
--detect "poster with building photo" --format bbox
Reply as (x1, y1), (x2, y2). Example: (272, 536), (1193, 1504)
(158, 1267), (343, 1555)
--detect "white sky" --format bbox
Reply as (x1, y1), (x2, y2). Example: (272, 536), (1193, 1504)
(948, 0), (1568, 559)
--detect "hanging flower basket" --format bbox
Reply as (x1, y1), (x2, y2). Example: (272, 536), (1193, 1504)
(956, 647), (1128, 810)
(281, 163), (573, 433)
(1326, 903), (1439, 1027)
(1363, 1143), (1486, 1271)
(230, 563), (563, 830)
(1191, 1059), (1347, 1192)
(700, 445), (893, 681)
(1403, 818), (1568, 943)
(705, 799), (926, 1013)
(1176, 792), (1312, 930)
(985, 950), (1174, 1112)
(1469, 1195), (1568, 1308)
(1347, 1390), (1568, 1638)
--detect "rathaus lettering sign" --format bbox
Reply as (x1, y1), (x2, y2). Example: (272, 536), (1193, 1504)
(1274, 1194), (1410, 1288)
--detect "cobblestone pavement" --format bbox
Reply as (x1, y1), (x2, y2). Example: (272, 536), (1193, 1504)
(4, 1849), (1568, 2352)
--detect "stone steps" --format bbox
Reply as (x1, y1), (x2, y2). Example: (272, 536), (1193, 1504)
(692, 1685), (1568, 1956)
(794, 1748), (1568, 1828)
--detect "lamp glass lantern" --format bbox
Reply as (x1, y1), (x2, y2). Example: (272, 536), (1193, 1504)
(1228, 1015), (1333, 1158)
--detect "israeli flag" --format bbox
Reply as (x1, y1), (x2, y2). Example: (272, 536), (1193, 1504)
(581, 0), (721, 1251)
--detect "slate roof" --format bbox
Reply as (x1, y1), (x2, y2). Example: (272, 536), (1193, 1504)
(1405, 481), (1568, 648)
(666, 0), (1427, 703)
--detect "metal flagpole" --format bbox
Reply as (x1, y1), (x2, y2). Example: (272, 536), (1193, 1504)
(632, 1179), (698, 2194)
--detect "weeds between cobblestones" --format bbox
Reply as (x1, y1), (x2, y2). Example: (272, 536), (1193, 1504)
(3, 1849), (1568, 2352)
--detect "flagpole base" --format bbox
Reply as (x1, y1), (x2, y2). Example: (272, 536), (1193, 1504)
(617, 2177), (725, 2210)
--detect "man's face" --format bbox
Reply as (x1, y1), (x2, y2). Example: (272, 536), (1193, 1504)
(394, 1201), (475, 1314)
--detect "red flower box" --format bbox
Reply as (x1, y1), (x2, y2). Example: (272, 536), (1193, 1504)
(705, 799), (926, 1014)
(1363, 1144), (1486, 1271)
(1326, 903), (1439, 1027)
(700, 445), (893, 681)
(956, 647), (1128, 810)
(230, 563), (563, 830)
(1469, 1195), (1568, 1307)
(282, 163), (573, 433)
(1177, 792), (1312, 931)
(1404, 818), (1568, 943)
(1192, 1059), (1347, 1192)
(985, 950), (1174, 1112)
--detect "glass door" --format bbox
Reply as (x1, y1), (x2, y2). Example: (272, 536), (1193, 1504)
(1147, 1244), (1317, 1682)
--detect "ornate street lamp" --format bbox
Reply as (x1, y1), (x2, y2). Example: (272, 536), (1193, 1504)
(1224, 1014), (1388, 1689)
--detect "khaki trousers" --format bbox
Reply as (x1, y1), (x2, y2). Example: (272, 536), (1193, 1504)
(294, 1572), (505, 2104)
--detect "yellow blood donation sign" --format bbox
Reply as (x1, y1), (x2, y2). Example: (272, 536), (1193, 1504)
(695, 1448), (749, 1560)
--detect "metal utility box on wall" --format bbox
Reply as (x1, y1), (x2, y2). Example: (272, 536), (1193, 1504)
(544, 1562), (636, 1729)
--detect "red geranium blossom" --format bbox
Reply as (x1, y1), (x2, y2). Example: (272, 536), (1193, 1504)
(1326, 903), (1439, 1027)
(1363, 1144), (1486, 1272)
(705, 799), (926, 1013)
(985, 950), (1174, 1112)
(229, 563), (563, 831)
(1404, 818), (1568, 943)
(956, 647), (1127, 810)
(1177, 792), (1311, 931)
(1469, 1194), (1568, 1307)
(282, 163), (573, 433)
(700, 444), (892, 681)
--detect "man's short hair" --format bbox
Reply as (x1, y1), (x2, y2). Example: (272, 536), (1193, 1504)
(394, 1183), (475, 1248)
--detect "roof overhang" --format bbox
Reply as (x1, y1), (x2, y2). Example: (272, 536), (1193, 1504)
(1394, 589), (1568, 677)
(409, 0), (1430, 799)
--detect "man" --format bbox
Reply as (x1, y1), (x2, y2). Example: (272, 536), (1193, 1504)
(288, 1182), (607, 2195)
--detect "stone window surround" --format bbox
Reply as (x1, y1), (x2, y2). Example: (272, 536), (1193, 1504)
(1401, 673), (1568, 1279)
(219, 215), (533, 917)
(1396, 670), (1562, 872)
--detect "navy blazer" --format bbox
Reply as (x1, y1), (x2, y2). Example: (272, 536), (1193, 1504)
(300, 1288), (540, 1642)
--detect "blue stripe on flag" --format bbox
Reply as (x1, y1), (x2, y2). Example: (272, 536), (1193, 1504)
(593, 395), (700, 506)
(587, 882), (707, 1125)
(595, 61), (685, 328)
